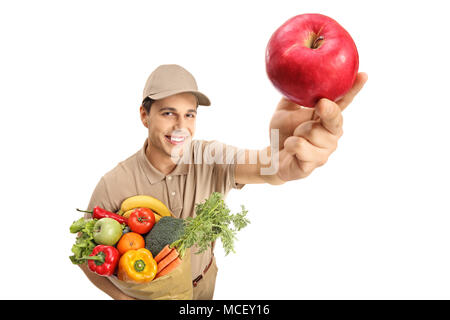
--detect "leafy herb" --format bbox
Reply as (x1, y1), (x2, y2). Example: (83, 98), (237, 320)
(171, 192), (250, 258)
(69, 217), (98, 264)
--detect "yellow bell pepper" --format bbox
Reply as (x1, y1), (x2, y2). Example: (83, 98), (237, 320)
(118, 248), (157, 283)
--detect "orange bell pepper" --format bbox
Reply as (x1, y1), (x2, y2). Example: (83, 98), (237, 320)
(117, 248), (157, 283)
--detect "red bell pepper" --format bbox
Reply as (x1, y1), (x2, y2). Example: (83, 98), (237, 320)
(77, 206), (128, 225)
(82, 245), (120, 276)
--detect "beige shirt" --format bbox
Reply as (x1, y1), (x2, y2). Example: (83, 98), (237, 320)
(87, 138), (245, 280)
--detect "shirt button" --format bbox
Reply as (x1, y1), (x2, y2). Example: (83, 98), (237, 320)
(171, 191), (176, 196)
(167, 176), (172, 180)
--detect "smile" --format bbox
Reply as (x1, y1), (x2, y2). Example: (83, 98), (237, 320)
(165, 135), (186, 145)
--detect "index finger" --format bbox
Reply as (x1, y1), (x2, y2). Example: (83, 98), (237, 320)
(315, 99), (343, 136)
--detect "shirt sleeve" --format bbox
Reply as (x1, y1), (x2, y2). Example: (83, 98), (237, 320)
(201, 140), (246, 195)
(213, 162), (245, 193)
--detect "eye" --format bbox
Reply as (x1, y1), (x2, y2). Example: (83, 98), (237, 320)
(162, 112), (174, 116)
(186, 113), (196, 118)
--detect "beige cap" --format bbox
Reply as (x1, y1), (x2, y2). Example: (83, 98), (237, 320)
(142, 64), (211, 106)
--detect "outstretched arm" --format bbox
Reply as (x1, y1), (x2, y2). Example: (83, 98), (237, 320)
(235, 72), (368, 185)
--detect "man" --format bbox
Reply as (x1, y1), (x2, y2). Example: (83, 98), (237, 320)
(79, 64), (368, 299)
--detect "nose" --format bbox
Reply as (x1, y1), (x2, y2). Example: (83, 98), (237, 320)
(171, 119), (190, 136)
(174, 116), (188, 130)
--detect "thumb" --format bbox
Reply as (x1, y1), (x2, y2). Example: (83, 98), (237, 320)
(336, 72), (368, 111)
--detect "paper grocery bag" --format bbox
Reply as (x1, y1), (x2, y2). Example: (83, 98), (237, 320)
(109, 248), (193, 300)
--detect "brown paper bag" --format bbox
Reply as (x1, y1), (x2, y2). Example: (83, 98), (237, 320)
(108, 248), (193, 300)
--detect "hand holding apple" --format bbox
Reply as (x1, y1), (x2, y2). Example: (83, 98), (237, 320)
(270, 72), (368, 147)
(273, 73), (368, 182)
(266, 13), (359, 108)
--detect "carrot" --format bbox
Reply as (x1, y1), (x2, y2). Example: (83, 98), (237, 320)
(156, 248), (179, 273)
(154, 244), (173, 263)
(155, 257), (182, 279)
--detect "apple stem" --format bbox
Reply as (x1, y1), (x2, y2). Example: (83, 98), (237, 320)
(312, 36), (324, 49)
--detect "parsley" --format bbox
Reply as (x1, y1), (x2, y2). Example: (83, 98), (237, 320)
(171, 192), (250, 258)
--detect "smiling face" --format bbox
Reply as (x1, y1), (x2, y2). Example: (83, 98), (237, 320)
(140, 92), (198, 161)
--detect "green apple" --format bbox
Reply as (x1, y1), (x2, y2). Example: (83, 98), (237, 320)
(93, 218), (123, 246)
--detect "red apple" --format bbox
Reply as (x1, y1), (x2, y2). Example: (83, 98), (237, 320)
(265, 13), (359, 108)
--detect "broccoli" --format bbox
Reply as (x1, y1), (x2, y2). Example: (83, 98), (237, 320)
(145, 216), (185, 256)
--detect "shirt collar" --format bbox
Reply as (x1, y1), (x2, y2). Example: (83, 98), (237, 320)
(138, 138), (189, 184)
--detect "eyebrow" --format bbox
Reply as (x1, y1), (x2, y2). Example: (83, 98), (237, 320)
(160, 106), (197, 113)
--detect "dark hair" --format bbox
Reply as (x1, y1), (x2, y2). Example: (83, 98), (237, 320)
(142, 97), (156, 114)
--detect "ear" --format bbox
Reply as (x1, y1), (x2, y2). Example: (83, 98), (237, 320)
(139, 105), (149, 128)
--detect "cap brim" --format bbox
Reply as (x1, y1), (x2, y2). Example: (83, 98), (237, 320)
(146, 90), (211, 106)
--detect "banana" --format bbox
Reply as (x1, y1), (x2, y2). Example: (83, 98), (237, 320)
(122, 209), (135, 219)
(154, 213), (162, 223)
(120, 195), (173, 217)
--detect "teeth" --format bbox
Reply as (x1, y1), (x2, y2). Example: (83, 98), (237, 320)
(170, 136), (185, 142)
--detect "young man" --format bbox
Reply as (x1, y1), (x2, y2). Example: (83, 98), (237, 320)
(79, 64), (367, 300)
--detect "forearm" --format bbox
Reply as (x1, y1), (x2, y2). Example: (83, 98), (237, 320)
(235, 146), (286, 186)
(78, 264), (136, 300)
(261, 171), (286, 185)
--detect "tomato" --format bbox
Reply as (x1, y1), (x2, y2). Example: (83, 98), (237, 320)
(128, 208), (155, 234)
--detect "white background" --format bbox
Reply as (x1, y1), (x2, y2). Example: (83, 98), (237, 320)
(0, 0), (449, 299)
